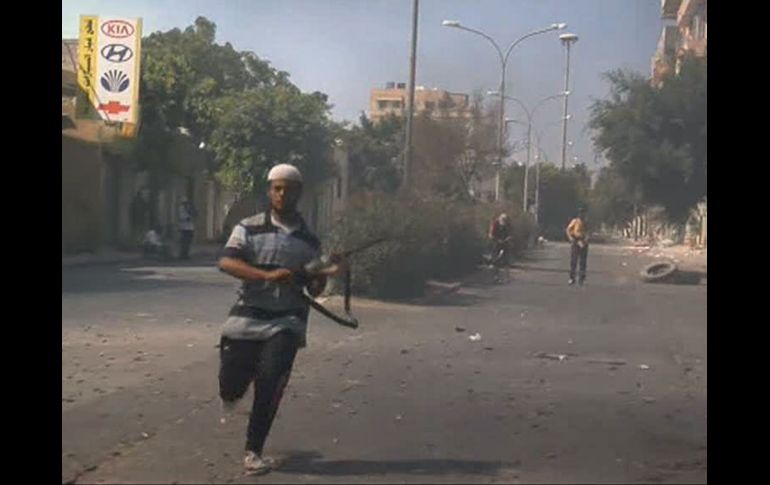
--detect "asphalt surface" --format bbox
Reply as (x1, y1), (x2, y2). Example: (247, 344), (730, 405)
(62, 242), (706, 484)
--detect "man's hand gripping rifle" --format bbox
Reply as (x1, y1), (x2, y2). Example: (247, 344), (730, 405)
(297, 237), (387, 329)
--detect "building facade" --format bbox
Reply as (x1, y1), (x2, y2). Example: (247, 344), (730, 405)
(652, 0), (707, 87)
(369, 82), (470, 123)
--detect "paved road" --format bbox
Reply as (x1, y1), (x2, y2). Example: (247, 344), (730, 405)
(62, 243), (706, 484)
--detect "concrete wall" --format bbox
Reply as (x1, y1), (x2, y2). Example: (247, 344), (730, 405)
(62, 135), (104, 253)
(63, 127), (236, 253)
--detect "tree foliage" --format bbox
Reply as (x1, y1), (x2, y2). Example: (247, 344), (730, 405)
(589, 55), (706, 222)
(137, 17), (334, 195)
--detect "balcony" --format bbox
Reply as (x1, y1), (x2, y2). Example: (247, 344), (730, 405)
(651, 56), (675, 87)
(657, 26), (680, 57)
(661, 0), (682, 19)
(681, 36), (707, 57)
(677, 0), (706, 27)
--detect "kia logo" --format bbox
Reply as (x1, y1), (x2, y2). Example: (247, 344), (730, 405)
(101, 44), (134, 63)
(101, 20), (135, 38)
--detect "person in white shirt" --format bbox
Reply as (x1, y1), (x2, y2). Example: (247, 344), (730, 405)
(142, 226), (170, 259)
(177, 197), (197, 260)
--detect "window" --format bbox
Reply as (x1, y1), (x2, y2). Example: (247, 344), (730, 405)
(379, 100), (402, 110)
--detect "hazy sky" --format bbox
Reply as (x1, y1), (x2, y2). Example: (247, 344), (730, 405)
(62, 0), (664, 170)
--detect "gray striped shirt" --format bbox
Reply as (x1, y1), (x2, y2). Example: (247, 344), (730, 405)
(220, 212), (321, 346)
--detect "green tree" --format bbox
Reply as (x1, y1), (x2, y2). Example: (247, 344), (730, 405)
(137, 17), (334, 196)
(535, 164), (589, 239)
(411, 94), (498, 200)
(589, 165), (635, 227)
(344, 93), (498, 200)
(589, 54), (706, 222)
(344, 113), (404, 193)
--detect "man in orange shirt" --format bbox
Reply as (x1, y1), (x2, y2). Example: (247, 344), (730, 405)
(565, 207), (589, 285)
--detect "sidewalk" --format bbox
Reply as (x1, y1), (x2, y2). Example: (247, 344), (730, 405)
(62, 243), (222, 268)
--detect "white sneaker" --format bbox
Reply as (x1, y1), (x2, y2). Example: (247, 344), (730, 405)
(244, 451), (273, 475)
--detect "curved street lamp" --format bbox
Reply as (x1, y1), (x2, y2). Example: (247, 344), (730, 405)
(559, 32), (579, 170)
(443, 19), (567, 201)
(492, 91), (568, 214)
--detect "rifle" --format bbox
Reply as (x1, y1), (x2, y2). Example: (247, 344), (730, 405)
(299, 236), (388, 329)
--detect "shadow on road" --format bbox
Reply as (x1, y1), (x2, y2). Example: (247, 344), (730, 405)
(675, 271), (706, 285)
(645, 270), (706, 286)
(62, 262), (226, 295)
(509, 264), (620, 277)
(276, 450), (510, 477)
(515, 253), (559, 263)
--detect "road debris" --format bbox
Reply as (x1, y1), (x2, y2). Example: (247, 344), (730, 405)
(587, 358), (627, 366)
(469, 333), (482, 341)
(535, 352), (570, 361)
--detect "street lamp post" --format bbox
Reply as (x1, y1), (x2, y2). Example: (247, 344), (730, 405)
(531, 114), (570, 223)
(403, 0), (420, 191)
(493, 92), (567, 213)
(443, 20), (566, 201)
(559, 33), (578, 171)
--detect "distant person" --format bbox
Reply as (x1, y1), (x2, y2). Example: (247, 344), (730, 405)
(488, 213), (512, 283)
(566, 207), (589, 285)
(130, 190), (149, 244)
(177, 197), (197, 260)
(142, 226), (170, 259)
(488, 213), (512, 266)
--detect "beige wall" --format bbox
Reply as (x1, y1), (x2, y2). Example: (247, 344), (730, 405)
(62, 135), (104, 253)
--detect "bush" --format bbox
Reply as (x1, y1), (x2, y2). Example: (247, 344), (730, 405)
(325, 192), (532, 299)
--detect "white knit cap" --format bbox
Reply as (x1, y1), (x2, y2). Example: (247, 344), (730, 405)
(267, 163), (303, 183)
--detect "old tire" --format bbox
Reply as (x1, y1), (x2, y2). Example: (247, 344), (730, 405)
(640, 261), (678, 283)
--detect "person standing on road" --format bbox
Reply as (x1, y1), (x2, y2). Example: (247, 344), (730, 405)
(130, 190), (149, 245)
(177, 197), (197, 260)
(566, 207), (589, 285)
(217, 163), (341, 475)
